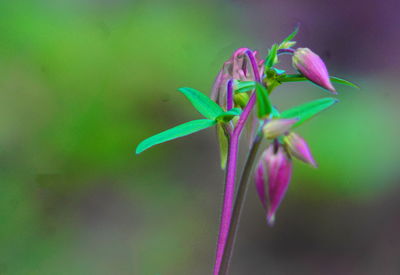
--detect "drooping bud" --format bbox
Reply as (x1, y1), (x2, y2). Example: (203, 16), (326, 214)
(255, 144), (293, 226)
(284, 133), (317, 167)
(293, 48), (336, 94)
(264, 144), (292, 225)
(262, 118), (298, 139)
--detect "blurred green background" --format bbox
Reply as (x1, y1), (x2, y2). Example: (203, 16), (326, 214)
(1, 0), (400, 274)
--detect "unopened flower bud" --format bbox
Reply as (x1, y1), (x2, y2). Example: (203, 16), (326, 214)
(293, 48), (336, 94)
(284, 133), (317, 167)
(211, 48), (264, 108)
(233, 93), (249, 108)
(254, 144), (293, 226)
(262, 119), (298, 139)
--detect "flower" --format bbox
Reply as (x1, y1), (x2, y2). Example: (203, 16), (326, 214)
(255, 125), (317, 225)
(210, 48), (264, 108)
(283, 132), (317, 167)
(255, 142), (292, 226)
(293, 48), (336, 94)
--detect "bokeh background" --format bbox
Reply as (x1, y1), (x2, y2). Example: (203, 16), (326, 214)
(1, 0), (400, 274)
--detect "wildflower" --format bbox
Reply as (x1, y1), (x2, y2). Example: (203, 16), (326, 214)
(293, 48), (336, 94)
(255, 142), (292, 225)
(256, 125), (317, 225)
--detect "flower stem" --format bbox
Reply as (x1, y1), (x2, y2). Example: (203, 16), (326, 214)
(214, 50), (261, 275)
(213, 93), (256, 275)
(277, 48), (295, 55)
(219, 133), (263, 275)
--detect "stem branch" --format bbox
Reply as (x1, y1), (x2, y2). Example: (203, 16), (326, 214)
(219, 133), (263, 275)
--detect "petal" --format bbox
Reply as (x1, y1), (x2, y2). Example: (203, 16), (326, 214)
(255, 156), (267, 209)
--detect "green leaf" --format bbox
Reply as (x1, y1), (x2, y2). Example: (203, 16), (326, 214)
(330, 76), (360, 89)
(265, 44), (279, 69)
(280, 98), (338, 127)
(278, 74), (306, 82)
(279, 25), (299, 47)
(271, 106), (281, 118)
(178, 87), (224, 119)
(234, 80), (256, 93)
(279, 74), (359, 89)
(255, 83), (272, 118)
(265, 69), (283, 93)
(136, 119), (216, 154)
(216, 108), (242, 122)
(273, 68), (286, 75)
(217, 124), (228, 170)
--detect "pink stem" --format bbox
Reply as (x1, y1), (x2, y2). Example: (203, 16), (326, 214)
(213, 50), (260, 275)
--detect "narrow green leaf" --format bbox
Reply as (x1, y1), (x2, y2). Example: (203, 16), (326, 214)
(136, 119), (216, 154)
(330, 76), (360, 89)
(216, 108), (242, 122)
(278, 74), (306, 82)
(279, 74), (359, 89)
(265, 44), (279, 69)
(217, 124), (228, 170)
(280, 98), (338, 127)
(281, 25), (299, 44)
(255, 83), (272, 118)
(178, 87), (224, 119)
(234, 80), (256, 93)
(271, 106), (281, 118)
(273, 68), (286, 75)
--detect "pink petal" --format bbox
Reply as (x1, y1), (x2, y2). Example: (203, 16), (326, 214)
(255, 157), (267, 209)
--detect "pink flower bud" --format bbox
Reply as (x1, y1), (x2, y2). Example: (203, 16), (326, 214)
(255, 144), (292, 226)
(293, 48), (336, 94)
(262, 118), (298, 139)
(210, 48), (264, 109)
(284, 133), (317, 167)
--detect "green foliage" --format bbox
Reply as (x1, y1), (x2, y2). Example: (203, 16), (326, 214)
(271, 106), (281, 118)
(216, 108), (242, 122)
(265, 44), (279, 69)
(136, 88), (243, 154)
(178, 87), (224, 119)
(264, 69), (283, 92)
(136, 119), (216, 154)
(255, 83), (272, 118)
(278, 74), (307, 82)
(217, 124), (229, 170)
(234, 80), (256, 93)
(280, 98), (338, 127)
(330, 76), (360, 89)
(278, 25), (299, 49)
(279, 74), (359, 89)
